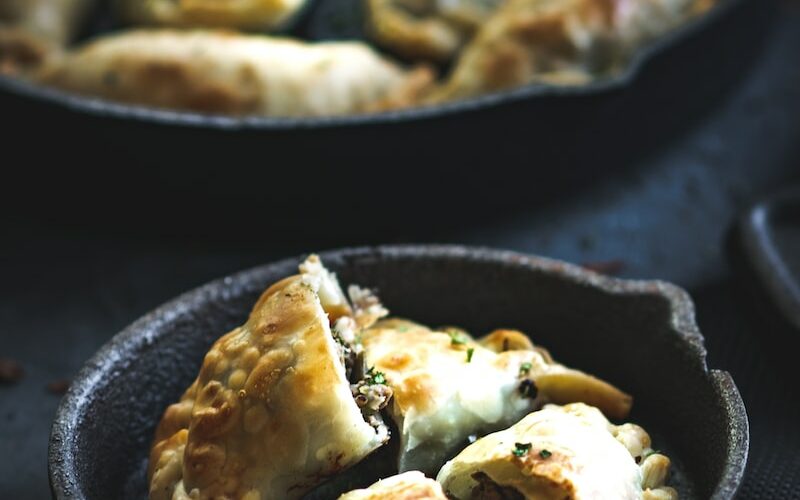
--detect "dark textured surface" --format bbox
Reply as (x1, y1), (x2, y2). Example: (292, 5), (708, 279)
(48, 247), (747, 499)
(1, 0), (799, 498)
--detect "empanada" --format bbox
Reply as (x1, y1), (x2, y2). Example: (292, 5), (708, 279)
(430, 0), (717, 102)
(148, 256), (393, 499)
(116, 0), (308, 32)
(37, 29), (434, 116)
(338, 471), (448, 499)
(364, 0), (504, 62)
(360, 320), (631, 475)
(0, 0), (95, 72)
(437, 403), (677, 499)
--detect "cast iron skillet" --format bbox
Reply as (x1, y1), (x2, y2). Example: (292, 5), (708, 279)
(1, 0), (743, 129)
(48, 245), (748, 499)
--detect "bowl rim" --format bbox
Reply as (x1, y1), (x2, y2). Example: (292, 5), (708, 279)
(48, 244), (749, 499)
(6, 0), (741, 131)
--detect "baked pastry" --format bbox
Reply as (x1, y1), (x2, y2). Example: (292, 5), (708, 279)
(37, 29), (434, 116)
(364, 0), (503, 62)
(429, 0), (717, 102)
(148, 256), (393, 500)
(360, 320), (631, 475)
(338, 471), (448, 499)
(437, 402), (677, 499)
(0, 0), (95, 72)
(116, 0), (308, 32)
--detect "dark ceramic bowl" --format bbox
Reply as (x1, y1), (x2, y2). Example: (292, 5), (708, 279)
(48, 246), (748, 499)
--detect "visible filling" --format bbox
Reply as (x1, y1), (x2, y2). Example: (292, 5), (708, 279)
(470, 472), (525, 500)
(332, 316), (393, 431)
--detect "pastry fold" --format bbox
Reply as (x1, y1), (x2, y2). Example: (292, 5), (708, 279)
(38, 29), (433, 116)
(437, 403), (677, 500)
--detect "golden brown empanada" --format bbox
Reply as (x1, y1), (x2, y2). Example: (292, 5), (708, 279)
(360, 320), (631, 475)
(148, 256), (393, 500)
(116, 0), (308, 32)
(437, 403), (677, 499)
(430, 0), (717, 102)
(338, 471), (448, 499)
(37, 29), (434, 116)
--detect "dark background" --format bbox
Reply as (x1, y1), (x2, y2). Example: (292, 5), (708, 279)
(2, 0), (800, 497)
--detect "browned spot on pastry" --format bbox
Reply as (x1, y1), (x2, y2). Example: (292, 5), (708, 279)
(396, 372), (435, 414)
(183, 439), (226, 488)
(381, 352), (412, 370)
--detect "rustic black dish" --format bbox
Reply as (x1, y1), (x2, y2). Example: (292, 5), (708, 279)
(49, 245), (748, 499)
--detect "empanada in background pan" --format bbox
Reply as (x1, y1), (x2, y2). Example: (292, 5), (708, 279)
(148, 256), (393, 500)
(0, 0), (95, 73)
(37, 29), (434, 116)
(437, 403), (677, 500)
(116, 0), (308, 32)
(429, 0), (718, 103)
(360, 319), (632, 476)
(364, 0), (504, 62)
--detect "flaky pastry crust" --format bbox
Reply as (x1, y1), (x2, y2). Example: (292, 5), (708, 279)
(148, 256), (389, 500)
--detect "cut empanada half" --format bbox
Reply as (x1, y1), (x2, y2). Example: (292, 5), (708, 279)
(437, 403), (677, 500)
(360, 320), (631, 476)
(148, 255), (393, 500)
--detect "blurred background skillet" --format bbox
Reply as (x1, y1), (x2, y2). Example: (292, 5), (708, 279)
(0, 0), (744, 128)
(0, 0), (772, 245)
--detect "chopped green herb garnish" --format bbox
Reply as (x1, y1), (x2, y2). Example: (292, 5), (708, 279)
(512, 442), (532, 457)
(519, 362), (532, 375)
(539, 449), (552, 459)
(449, 331), (467, 345)
(365, 366), (387, 385)
(397, 325), (410, 332)
(466, 348), (475, 362)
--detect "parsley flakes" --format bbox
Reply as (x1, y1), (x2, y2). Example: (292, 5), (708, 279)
(449, 331), (467, 345)
(539, 449), (552, 459)
(466, 348), (475, 363)
(512, 442), (532, 457)
(519, 362), (532, 375)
